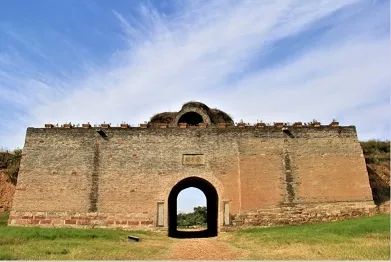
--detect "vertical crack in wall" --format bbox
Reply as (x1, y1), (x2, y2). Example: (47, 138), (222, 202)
(283, 150), (295, 203)
(89, 138), (100, 212)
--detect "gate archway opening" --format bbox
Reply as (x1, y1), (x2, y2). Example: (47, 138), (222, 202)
(168, 177), (218, 238)
(177, 112), (204, 126)
(177, 187), (207, 231)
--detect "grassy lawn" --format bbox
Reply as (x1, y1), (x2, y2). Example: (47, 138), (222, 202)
(229, 214), (390, 260)
(0, 213), (172, 260)
(0, 212), (389, 260)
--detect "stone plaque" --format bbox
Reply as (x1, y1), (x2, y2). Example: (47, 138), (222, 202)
(157, 202), (164, 227)
(224, 202), (230, 225)
(182, 154), (205, 165)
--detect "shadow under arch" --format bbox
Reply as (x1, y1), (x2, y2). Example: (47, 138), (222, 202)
(168, 176), (218, 238)
(178, 111), (204, 126)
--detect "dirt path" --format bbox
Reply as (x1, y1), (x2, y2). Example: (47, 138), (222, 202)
(167, 234), (246, 260)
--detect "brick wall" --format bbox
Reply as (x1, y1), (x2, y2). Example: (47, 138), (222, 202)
(9, 125), (375, 230)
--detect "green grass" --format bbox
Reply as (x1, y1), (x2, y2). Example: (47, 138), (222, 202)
(0, 213), (172, 260)
(0, 212), (8, 226)
(0, 212), (389, 260)
(229, 214), (390, 260)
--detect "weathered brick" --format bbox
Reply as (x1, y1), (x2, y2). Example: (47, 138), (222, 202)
(65, 219), (77, 225)
(9, 102), (375, 232)
(40, 219), (52, 224)
(77, 219), (91, 225)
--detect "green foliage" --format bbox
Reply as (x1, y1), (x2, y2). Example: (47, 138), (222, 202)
(361, 140), (390, 154)
(0, 149), (22, 185)
(177, 206), (207, 227)
(360, 140), (390, 205)
(360, 140), (390, 164)
(0, 152), (13, 169)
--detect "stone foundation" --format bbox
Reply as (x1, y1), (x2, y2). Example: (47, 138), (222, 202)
(8, 211), (155, 229)
(377, 201), (390, 214)
(9, 201), (378, 230)
(230, 201), (377, 227)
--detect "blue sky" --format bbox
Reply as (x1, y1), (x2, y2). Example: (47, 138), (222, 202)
(177, 187), (206, 213)
(1, 0), (390, 149)
(1, 0), (390, 150)
(0, 1), (390, 210)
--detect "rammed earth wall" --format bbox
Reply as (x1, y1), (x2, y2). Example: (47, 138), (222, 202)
(9, 125), (375, 230)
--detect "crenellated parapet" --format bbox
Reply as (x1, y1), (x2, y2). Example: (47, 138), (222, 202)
(43, 101), (343, 131)
(43, 101), (342, 130)
(43, 119), (341, 130)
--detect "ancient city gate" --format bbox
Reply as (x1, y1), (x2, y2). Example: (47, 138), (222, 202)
(168, 176), (218, 238)
(10, 102), (375, 237)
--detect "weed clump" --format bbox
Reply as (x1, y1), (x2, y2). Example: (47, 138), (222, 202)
(0, 149), (22, 185)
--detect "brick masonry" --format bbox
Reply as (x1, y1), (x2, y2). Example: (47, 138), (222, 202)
(9, 125), (376, 230)
(9, 103), (375, 231)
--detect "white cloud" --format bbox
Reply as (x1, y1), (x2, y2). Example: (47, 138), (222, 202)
(0, 0), (389, 149)
(219, 39), (390, 119)
(177, 187), (206, 213)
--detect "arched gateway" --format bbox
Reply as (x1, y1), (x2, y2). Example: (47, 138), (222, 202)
(168, 177), (218, 238)
(10, 101), (375, 237)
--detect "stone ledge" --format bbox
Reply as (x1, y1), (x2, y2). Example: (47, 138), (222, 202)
(8, 211), (156, 229)
(232, 201), (378, 227)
